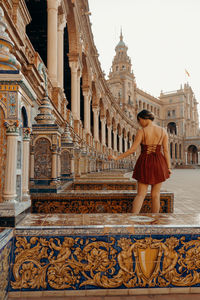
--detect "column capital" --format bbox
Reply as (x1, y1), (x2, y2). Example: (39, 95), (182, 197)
(82, 86), (91, 96)
(58, 13), (66, 31)
(23, 127), (31, 141)
(4, 120), (19, 135)
(92, 106), (100, 114)
(100, 117), (106, 123)
(68, 53), (79, 63)
(69, 60), (79, 72)
(47, 0), (60, 10)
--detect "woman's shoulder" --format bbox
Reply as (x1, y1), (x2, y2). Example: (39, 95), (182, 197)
(154, 125), (167, 134)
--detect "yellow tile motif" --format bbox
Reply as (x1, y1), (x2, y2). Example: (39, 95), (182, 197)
(11, 235), (200, 290)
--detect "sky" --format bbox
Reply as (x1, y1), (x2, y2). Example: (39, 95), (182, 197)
(88, 0), (200, 106)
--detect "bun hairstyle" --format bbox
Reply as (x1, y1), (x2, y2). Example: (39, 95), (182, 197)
(137, 109), (154, 121)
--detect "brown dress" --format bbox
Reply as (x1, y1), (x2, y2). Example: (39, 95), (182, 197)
(132, 128), (169, 184)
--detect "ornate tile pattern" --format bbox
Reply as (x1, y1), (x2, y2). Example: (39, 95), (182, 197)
(31, 192), (173, 214)
(69, 181), (137, 190)
(0, 229), (13, 300)
(9, 231), (200, 292)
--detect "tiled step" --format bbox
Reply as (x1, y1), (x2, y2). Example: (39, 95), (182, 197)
(31, 191), (173, 213)
(67, 181), (137, 191)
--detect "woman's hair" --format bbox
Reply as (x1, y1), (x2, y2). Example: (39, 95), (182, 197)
(137, 110), (154, 121)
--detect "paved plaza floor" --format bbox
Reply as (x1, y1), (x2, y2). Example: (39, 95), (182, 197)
(127, 168), (200, 214)
(158, 169), (200, 214)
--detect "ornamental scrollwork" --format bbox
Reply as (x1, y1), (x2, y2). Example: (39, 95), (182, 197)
(11, 236), (200, 291)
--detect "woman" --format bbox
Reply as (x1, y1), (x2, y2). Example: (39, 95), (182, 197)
(108, 110), (171, 213)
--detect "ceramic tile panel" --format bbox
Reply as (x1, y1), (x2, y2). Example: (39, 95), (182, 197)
(9, 231), (200, 294)
(31, 192), (173, 214)
(0, 228), (13, 300)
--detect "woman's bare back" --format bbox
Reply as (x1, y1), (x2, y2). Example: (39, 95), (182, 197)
(141, 125), (166, 145)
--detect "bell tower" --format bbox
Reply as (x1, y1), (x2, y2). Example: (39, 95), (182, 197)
(107, 30), (136, 118)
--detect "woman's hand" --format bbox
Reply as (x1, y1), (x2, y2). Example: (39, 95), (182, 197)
(168, 168), (172, 176)
(108, 155), (117, 161)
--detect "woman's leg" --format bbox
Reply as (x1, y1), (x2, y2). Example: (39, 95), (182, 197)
(132, 182), (148, 213)
(151, 183), (162, 213)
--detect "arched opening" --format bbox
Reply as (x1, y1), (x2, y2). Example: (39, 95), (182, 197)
(170, 142), (173, 159)
(64, 26), (71, 109)
(25, 0), (47, 66)
(167, 122), (177, 135)
(127, 132), (131, 149)
(117, 124), (121, 152)
(179, 144), (182, 159)
(80, 77), (84, 124)
(175, 143), (177, 159)
(122, 128), (125, 153)
(21, 107), (28, 128)
(187, 145), (198, 164)
(0, 107), (6, 202)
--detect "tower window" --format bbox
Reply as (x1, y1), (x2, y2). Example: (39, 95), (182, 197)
(122, 65), (125, 70)
(116, 66), (119, 71)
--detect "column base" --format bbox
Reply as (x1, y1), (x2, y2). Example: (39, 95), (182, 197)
(3, 193), (17, 202)
(30, 179), (62, 194)
(22, 193), (31, 202)
(0, 200), (31, 227)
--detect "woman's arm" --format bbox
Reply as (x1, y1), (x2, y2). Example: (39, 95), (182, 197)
(162, 131), (171, 171)
(108, 129), (143, 161)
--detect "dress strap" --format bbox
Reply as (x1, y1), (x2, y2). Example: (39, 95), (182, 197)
(142, 128), (146, 144)
(157, 128), (163, 145)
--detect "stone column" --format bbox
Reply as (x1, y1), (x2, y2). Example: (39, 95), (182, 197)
(69, 61), (79, 120)
(172, 142), (175, 161)
(30, 146), (35, 182)
(57, 13), (66, 88)
(124, 137), (128, 152)
(22, 129), (31, 199)
(51, 146), (57, 182)
(77, 69), (81, 120)
(101, 117), (106, 146)
(3, 123), (19, 201)
(47, 0), (60, 85)
(107, 125), (112, 149)
(198, 152), (200, 165)
(70, 153), (75, 177)
(93, 107), (99, 141)
(57, 150), (61, 179)
(185, 151), (187, 165)
(113, 130), (117, 151)
(83, 89), (91, 134)
(119, 135), (122, 153)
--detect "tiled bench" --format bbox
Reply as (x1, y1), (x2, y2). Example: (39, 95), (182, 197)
(31, 191), (174, 214)
(7, 213), (200, 298)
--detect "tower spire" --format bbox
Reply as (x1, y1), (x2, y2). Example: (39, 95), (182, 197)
(120, 27), (123, 41)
